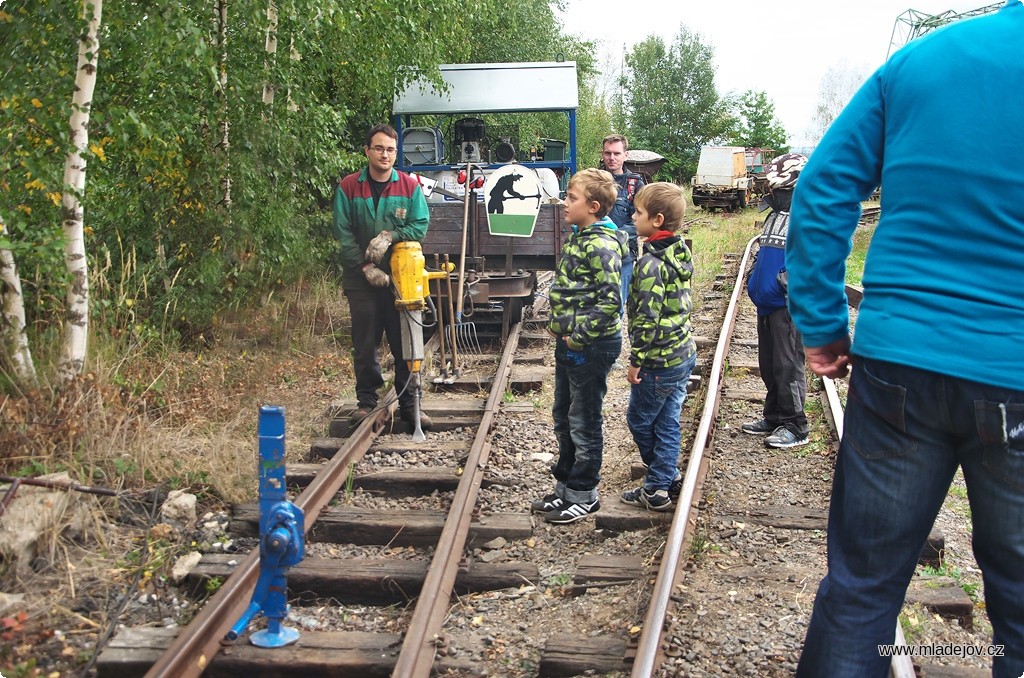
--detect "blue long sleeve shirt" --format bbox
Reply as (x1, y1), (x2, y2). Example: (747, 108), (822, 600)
(787, 0), (1024, 391)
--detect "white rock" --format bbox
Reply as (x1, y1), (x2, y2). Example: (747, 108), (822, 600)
(159, 490), (197, 527)
(170, 551), (203, 583)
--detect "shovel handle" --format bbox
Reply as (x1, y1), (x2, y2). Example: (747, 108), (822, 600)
(456, 161), (472, 319)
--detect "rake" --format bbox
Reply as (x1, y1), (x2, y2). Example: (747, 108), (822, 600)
(454, 161), (482, 355)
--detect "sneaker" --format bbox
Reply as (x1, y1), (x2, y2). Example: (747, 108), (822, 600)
(620, 486), (646, 507)
(641, 489), (673, 511)
(530, 493), (564, 514)
(765, 426), (809, 449)
(668, 474), (683, 501)
(741, 418), (774, 435)
(543, 499), (601, 524)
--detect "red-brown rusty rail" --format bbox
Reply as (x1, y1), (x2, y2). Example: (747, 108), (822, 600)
(631, 237), (757, 676)
(143, 344), (422, 677)
(392, 321), (521, 677)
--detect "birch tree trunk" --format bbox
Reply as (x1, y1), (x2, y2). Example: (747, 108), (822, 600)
(262, 1), (277, 107)
(58, 0), (103, 382)
(214, 0), (231, 209)
(0, 212), (37, 385)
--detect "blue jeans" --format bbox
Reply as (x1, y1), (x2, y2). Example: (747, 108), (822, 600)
(627, 355), (696, 491)
(620, 258), (634, 317)
(551, 334), (621, 503)
(797, 356), (1024, 678)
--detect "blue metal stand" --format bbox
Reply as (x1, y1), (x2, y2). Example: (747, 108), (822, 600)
(225, 406), (305, 647)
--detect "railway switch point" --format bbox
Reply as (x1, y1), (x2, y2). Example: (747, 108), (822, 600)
(225, 406), (305, 647)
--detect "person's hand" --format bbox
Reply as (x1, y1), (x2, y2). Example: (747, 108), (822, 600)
(362, 263), (390, 288)
(805, 336), (853, 378)
(627, 364), (642, 385)
(365, 230), (393, 265)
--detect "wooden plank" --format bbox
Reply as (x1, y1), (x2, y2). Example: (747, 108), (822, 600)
(594, 501), (672, 531)
(727, 360), (761, 377)
(187, 555), (539, 604)
(431, 366), (547, 394)
(718, 506), (828, 530)
(722, 387), (767, 402)
(230, 506), (533, 547)
(96, 627), (479, 678)
(324, 399), (484, 420)
(539, 633), (631, 677)
(571, 555), (645, 594)
(310, 437), (471, 460)
(287, 465), (484, 493)
(905, 579), (974, 628)
(328, 414), (480, 439)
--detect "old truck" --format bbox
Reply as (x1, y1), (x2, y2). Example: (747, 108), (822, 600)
(691, 146), (754, 212)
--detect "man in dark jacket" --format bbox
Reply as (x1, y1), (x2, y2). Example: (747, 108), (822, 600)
(601, 134), (645, 314)
(743, 153), (808, 449)
(333, 123), (430, 430)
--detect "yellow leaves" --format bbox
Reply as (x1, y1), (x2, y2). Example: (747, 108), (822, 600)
(31, 98), (43, 108)
(24, 178), (46, 191)
(0, 10), (12, 22)
(83, 226), (94, 236)
(48, 192), (61, 206)
(90, 143), (106, 162)
(16, 204), (31, 215)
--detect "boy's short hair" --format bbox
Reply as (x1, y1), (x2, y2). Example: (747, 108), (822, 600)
(602, 134), (629, 151)
(567, 168), (618, 219)
(635, 182), (686, 232)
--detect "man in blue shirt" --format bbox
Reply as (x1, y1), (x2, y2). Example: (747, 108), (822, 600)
(787, 3), (1024, 676)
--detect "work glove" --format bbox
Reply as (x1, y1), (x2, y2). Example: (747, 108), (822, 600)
(365, 230), (393, 265)
(361, 263), (390, 288)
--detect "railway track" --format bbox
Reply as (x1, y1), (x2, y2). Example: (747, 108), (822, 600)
(95, 242), (988, 677)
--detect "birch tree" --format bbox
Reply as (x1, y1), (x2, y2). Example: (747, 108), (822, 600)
(0, 212), (36, 385)
(57, 0), (102, 381)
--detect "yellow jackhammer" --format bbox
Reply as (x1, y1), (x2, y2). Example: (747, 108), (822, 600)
(389, 241), (449, 442)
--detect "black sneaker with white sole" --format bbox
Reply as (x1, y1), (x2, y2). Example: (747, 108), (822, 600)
(620, 486), (646, 507)
(668, 474), (683, 500)
(764, 426), (809, 449)
(620, 487), (673, 512)
(741, 418), (774, 435)
(543, 499), (600, 524)
(530, 493), (564, 514)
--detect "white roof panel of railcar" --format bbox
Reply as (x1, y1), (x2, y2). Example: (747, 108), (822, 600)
(393, 62), (579, 115)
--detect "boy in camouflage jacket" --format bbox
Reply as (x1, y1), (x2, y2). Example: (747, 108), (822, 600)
(620, 183), (697, 512)
(531, 169), (627, 524)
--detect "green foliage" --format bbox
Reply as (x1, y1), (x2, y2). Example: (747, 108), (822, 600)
(621, 28), (734, 183)
(730, 90), (789, 152)
(1, 0), (597, 376)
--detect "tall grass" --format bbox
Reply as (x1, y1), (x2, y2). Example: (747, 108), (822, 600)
(1, 267), (352, 505)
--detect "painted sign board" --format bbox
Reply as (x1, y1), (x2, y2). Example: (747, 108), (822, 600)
(483, 165), (543, 238)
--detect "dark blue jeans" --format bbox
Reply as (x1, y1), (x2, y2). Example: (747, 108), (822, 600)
(797, 356), (1024, 678)
(627, 355), (696, 491)
(551, 334), (621, 504)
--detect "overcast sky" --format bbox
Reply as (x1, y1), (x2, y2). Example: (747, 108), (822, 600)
(556, 0), (1005, 146)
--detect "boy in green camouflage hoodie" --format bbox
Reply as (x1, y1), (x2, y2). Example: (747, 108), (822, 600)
(531, 169), (628, 524)
(619, 183), (697, 512)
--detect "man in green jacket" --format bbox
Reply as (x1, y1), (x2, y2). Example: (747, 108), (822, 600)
(333, 123), (430, 429)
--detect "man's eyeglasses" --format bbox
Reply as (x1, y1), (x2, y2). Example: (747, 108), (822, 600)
(370, 145), (398, 156)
